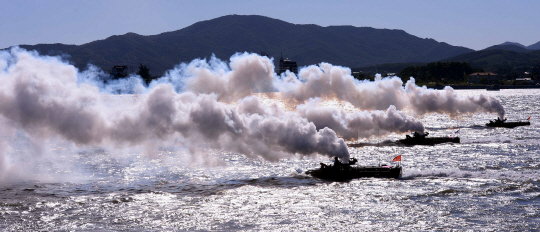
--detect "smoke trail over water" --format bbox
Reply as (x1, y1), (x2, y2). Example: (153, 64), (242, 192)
(110, 87), (349, 161)
(175, 54), (505, 118)
(278, 64), (505, 118)
(404, 79), (505, 118)
(0, 49), (350, 181)
(0, 49), (506, 181)
(296, 99), (425, 140)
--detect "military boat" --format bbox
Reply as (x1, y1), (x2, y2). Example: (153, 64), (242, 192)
(305, 157), (402, 181)
(486, 117), (530, 128)
(398, 131), (460, 146)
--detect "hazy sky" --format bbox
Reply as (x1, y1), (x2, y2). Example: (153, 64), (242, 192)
(1, 0), (538, 50)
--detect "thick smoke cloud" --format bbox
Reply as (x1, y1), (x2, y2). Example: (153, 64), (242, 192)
(0, 49), (108, 145)
(173, 54), (505, 118)
(404, 80), (505, 118)
(237, 95), (424, 141)
(296, 99), (425, 140)
(110, 87), (349, 161)
(181, 53), (276, 102)
(278, 64), (505, 118)
(0, 48), (506, 181)
(0, 48), (350, 181)
(276, 63), (410, 111)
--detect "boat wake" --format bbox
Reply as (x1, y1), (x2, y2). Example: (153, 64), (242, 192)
(460, 135), (514, 144)
(403, 168), (540, 181)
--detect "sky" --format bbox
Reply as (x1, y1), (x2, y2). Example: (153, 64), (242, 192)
(1, 0), (539, 51)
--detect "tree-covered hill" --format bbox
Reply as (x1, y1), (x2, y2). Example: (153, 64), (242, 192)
(441, 49), (540, 75)
(7, 15), (473, 76)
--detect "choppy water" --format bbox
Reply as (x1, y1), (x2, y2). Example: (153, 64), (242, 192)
(1, 89), (540, 231)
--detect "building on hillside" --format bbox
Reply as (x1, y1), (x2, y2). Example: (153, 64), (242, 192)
(515, 77), (534, 85)
(467, 72), (501, 84)
(352, 71), (365, 80)
(276, 53), (298, 75)
(110, 65), (129, 78)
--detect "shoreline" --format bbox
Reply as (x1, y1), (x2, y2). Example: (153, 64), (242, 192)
(425, 85), (540, 90)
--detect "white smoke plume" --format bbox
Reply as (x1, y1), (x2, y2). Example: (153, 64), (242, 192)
(276, 63), (410, 111)
(0, 48), (506, 181)
(180, 53), (276, 102)
(0, 48), (349, 180)
(236, 95), (424, 140)
(296, 98), (425, 140)
(277, 64), (505, 118)
(172, 53), (505, 118)
(404, 80), (505, 118)
(109, 87), (349, 161)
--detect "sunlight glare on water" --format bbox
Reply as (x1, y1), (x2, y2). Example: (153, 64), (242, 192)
(1, 89), (540, 231)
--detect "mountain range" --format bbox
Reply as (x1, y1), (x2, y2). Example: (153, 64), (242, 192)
(498, 41), (540, 50)
(9, 15), (476, 76)
(5, 15), (539, 76)
(442, 48), (540, 75)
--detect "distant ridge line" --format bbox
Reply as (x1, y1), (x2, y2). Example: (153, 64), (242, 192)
(6, 15), (476, 75)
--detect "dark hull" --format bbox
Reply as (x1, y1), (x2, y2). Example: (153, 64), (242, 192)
(486, 121), (530, 128)
(398, 137), (460, 146)
(306, 166), (402, 181)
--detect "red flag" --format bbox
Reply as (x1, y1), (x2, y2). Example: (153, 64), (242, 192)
(392, 155), (401, 162)
(527, 116), (531, 120)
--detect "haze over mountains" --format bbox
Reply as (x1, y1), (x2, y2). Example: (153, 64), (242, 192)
(5, 15), (540, 76)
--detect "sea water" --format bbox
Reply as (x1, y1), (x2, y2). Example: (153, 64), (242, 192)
(1, 89), (539, 231)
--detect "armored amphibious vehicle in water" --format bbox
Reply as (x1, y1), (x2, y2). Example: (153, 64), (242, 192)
(306, 157), (402, 181)
(486, 117), (530, 128)
(398, 131), (460, 146)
